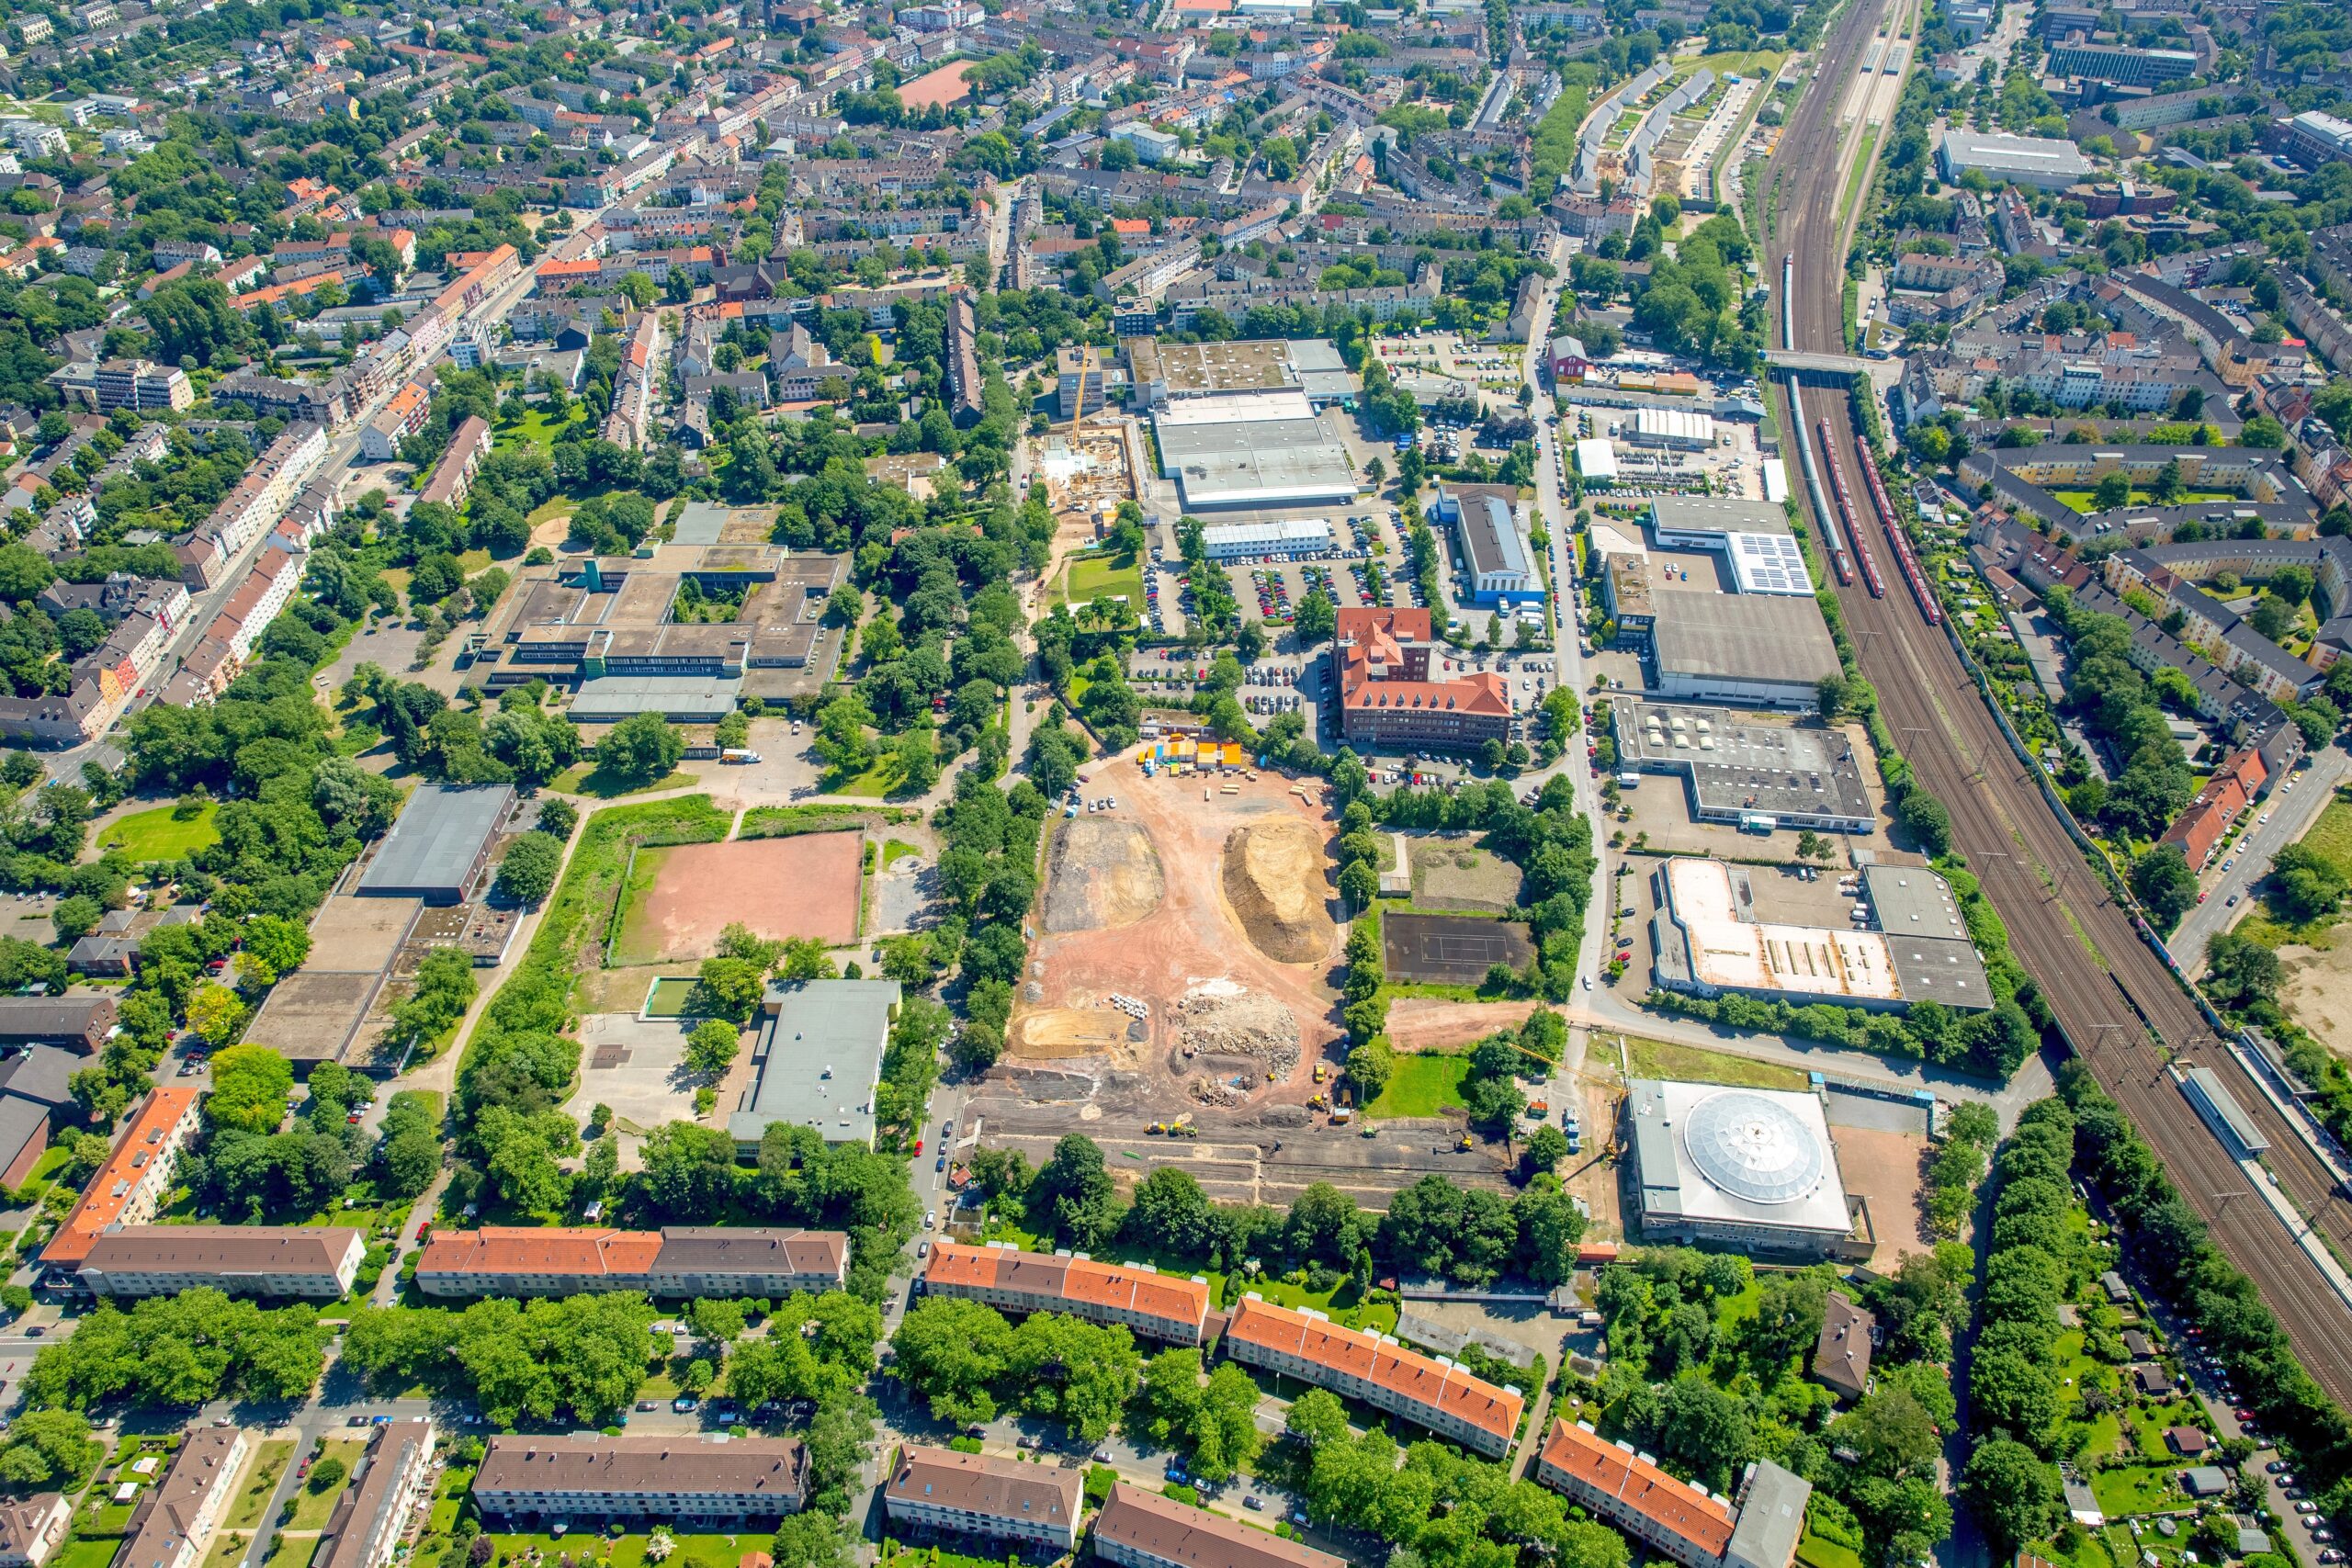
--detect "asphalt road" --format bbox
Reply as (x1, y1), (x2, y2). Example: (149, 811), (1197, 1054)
(2172, 744), (2350, 976)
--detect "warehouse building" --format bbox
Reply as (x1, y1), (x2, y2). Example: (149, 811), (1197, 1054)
(1936, 130), (2093, 190)
(1647, 498), (1814, 596)
(1433, 483), (1537, 604)
(1650, 595), (1842, 707)
(728, 978), (900, 1152)
(356, 783), (515, 905)
(1649, 858), (1991, 1010)
(1612, 703), (1875, 834)
(1629, 408), (1718, 450)
(1151, 390), (1360, 512)
(1626, 1078), (1872, 1258)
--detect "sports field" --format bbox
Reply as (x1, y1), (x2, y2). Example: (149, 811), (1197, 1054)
(611, 831), (861, 964)
(1383, 911), (1535, 984)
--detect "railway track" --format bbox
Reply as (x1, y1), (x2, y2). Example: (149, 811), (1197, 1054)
(1756, 0), (2352, 1403)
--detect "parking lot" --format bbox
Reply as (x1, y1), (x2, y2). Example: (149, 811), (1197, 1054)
(1142, 511), (1426, 637)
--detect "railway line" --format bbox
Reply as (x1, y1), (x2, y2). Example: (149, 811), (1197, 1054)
(1756, 0), (2352, 1402)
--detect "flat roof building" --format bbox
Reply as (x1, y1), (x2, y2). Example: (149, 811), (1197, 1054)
(1151, 389), (1359, 511)
(1221, 1295), (1523, 1457)
(1612, 703), (1874, 834)
(728, 978), (900, 1152)
(472, 1435), (808, 1526)
(78, 1224), (366, 1298)
(1936, 130), (2093, 190)
(1435, 484), (1536, 606)
(1646, 498), (1813, 597)
(1094, 1483), (1345, 1568)
(356, 783), (515, 905)
(922, 1240), (1212, 1345)
(415, 1225), (847, 1297)
(1199, 519), (1333, 560)
(1626, 1078), (1871, 1258)
(884, 1446), (1084, 1553)
(1650, 595), (1840, 707)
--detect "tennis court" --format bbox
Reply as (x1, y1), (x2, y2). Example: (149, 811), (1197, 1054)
(1383, 912), (1535, 985)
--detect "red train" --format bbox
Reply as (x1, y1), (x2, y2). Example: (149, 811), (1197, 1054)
(1819, 418), (1883, 598)
(1854, 433), (1940, 627)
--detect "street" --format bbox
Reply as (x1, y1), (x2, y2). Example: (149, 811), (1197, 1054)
(2173, 747), (2350, 976)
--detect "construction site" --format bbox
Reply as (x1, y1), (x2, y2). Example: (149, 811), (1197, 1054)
(962, 751), (1516, 1210)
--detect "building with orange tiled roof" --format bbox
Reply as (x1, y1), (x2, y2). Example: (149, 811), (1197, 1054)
(1220, 1296), (1523, 1457)
(920, 1241), (1211, 1344)
(1533, 1420), (1811, 1568)
(416, 1226), (848, 1298)
(1332, 605), (1511, 751)
(40, 1086), (201, 1276)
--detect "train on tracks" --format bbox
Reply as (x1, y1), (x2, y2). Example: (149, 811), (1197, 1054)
(1854, 433), (1939, 626)
(1818, 418), (1884, 597)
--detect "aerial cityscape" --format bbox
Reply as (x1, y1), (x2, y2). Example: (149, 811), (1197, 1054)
(0, 4), (2345, 1568)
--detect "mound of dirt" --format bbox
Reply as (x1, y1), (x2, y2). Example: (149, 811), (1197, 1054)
(1044, 818), (1166, 932)
(1223, 816), (1334, 964)
(1012, 1006), (1131, 1058)
(1175, 987), (1301, 1086)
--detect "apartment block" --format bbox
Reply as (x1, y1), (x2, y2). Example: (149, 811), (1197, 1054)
(921, 1242), (1212, 1345)
(883, 1446), (1083, 1552)
(1220, 1296), (1523, 1458)
(1092, 1483), (1343, 1568)
(78, 1224), (364, 1298)
(41, 1086), (201, 1276)
(93, 358), (192, 412)
(417, 1226), (848, 1297)
(471, 1436), (808, 1525)
(315, 1421), (435, 1568)
(116, 1428), (250, 1568)
(420, 414), (492, 510)
(1534, 1421), (1810, 1568)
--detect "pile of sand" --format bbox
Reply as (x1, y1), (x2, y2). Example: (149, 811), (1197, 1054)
(1223, 817), (1334, 964)
(1044, 818), (1165, 932)
(1012, 1006), (1131, 1059)
(1175, 985), (1301, 1081)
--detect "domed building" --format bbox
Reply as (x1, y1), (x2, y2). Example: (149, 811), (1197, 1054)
(1625, 1078), (1872, 1259)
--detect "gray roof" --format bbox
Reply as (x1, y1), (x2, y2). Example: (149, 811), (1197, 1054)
(316, 1422), (433, 1568)
(1650, 594), (1841, 686)
(570, 674), (742, 721)
(653, 1227), (848, 1280)
(0, 1044), (84, 1111)
(0, 995), (112, 1043)
(1095, 1484), (1345, 1568)
(79, 1224), (363, 1279)
(1724, 1461), (1812, 1568)
(0, 1097), (48, 1169)
(1460, 496), (1533, 581)
(119, 1429), (247, 1568)
(1649, 495), (1792, 536)
(357, 784), (514, 901)
(729, 979), (900, 1148)
(884, 1445), (1083, 1529)
(1860, 866), (1973, 943)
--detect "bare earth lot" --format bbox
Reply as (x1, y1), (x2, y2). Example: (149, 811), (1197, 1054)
(614, 831), (863, 964)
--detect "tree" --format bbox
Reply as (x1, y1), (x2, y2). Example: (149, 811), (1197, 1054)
(638, 1122), (741, 1221)
(492, 833), (561, 906)
(616, 271), (657, 309)
(1896, 791), (1952, 858)
(1345, 1039), (1394, 1105)
(1031, 1134), (1120, 1250)
(889, 1297), (1016, 1425)
(0, 1410), (100, 1491)
(2091, 471), (2132, 511)
(686, 1020), (742, 1077)
(50, 896), (99, 943)
(206, 1044), (291, 1133)
(2203, 931), (2281, 1010)
(1961, 1438), (2064, 1559)
(2130, 844), (2197, 931)
(307, 1456), (347, 1493)
(1125, 1168), (1219, 1257)
(596, 712), (683, 786)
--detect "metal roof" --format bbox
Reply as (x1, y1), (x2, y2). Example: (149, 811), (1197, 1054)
(357, 784), (514, 901)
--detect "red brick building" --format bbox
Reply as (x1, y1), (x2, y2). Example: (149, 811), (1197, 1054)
(1331, 606), (1511, 752)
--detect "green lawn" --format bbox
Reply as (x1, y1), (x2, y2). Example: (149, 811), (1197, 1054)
(263, 1537), (317, 1568)
(97, 801), (220, 863)
(881, 838), (922, 868)
(2089, 1465), (2188, 1517)
(224, 1439), (295, 1529)
(486, 1532), (770, 1568)
(51, 1540), (124, 1568)
(283, 1440), (366, 1531)
(2050, 489), (2238, 514)
(643, 977), (701, 1017)
(2238, 796), (2352, 947)
(1365, 1052), (1472, 1117)
(1056, 550), (1145, 612)
(1623, 1036), (1808, 1090)
(1798, 1529), (1868, 1568)
(549, 763), (701, 799)
(497, 408), (587, 454)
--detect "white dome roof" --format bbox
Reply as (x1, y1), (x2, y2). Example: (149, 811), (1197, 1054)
(1680, 1089), (1826, 1206)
